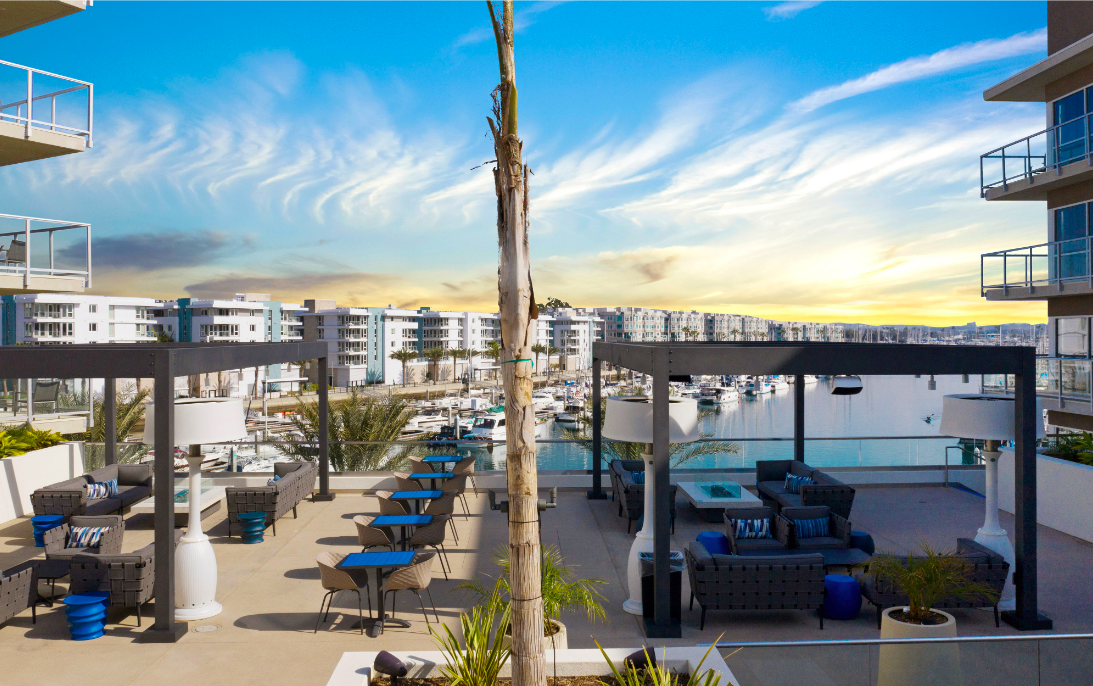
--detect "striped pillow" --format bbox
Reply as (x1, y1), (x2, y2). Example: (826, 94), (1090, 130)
(67, 526), (110, 548)
(86, 481), (111, 499)
(630, 471), (645, 484)
(784, 473), (813, 494)
(732, 518), (771, 539)
(793, 516), (830, 539)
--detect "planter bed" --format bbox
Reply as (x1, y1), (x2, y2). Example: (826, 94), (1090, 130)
(327, 648), (739, 686)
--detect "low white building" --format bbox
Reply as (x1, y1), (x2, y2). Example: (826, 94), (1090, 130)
(303, 301), (423, 387)
(1, 293), (160, 345)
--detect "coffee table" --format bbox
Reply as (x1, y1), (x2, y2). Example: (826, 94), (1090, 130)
(678, 480), (763, 521)
(813, 547), (872, 571)
(130, 478), (226, 527)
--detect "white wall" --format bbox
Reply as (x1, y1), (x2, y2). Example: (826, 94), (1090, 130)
(999, 448), (1093, 543)
(0, 442), (85, 523)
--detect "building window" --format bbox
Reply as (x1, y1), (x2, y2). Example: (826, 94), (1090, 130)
(89, 304), (97, 314)
(250, 324), (256, 332)
(1057, 317), (1089, 357)
(89, 323), (97, 332)
(1053, 89), (1089, 166)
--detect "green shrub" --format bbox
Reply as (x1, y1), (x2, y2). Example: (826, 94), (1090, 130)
(595, 639), (724, 686)
(0, 423), (67, 458)
(431, 580), (511, 686)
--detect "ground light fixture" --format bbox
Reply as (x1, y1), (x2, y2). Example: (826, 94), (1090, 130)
(602, 395), (698, 615)
(830, 375), (863, 395)
(940, 393), (1044, 610)
(145, 397), (247, 620)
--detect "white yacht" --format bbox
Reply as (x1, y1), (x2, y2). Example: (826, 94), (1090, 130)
(769, 376), (790, 391)
(532, 391), (564, 413)
(459, 410), (548, 445)
(745, 377), (773, 395)
(696, 386), (740, 404)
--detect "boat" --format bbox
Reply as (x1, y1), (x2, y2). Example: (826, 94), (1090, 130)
(831, 375), (864, 395)
(744, 376), (772, 395)
(769, 376), (790, 391)
(532, 391), (564, 413)
(555, 412), (581, 424)
(459, 410), (548, 445)
(696, 386), (740, 404)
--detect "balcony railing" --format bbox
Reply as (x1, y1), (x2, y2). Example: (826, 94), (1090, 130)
(977, 237), (1093, 295)
(980, 113), (1093, 197)
(983, 356), (1093, 404)
(0, 213), (91, 288)
(0, 59), (92, 145)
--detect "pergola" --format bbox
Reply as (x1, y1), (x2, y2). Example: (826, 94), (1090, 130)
(588, 341), (1052, 637)
(0, 341), (332, 642)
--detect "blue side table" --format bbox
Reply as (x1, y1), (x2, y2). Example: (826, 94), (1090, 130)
(849, 531), (875, 555)
(822, 574), (862, 620)
(31, 514), (64, 547)
(237, 512), (266, 544)
(696, 531), (731, 555)
(63, 591), (110, 640)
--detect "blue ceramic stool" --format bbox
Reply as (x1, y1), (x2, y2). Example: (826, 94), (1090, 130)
(696, 531), (731, 555)
(31, 514), (65, 547)
(849, 531), (875, 555)
(822, 574), (862, 620)
(63, 591), (110, 640)
(237, 512), (266, 544)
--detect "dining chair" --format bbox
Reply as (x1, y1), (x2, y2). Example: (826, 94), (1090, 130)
(423, 491), (461, 543)
(453, 456), (478, 494)
(407, 515), (452, 579)
(441, 472), (471, 519)
(377, 490), (410, 516)
(382, 552), (440, 626)
(353, 515), (395, 552)
(394, 471), (422, 492)
(314, 551), (371, 634)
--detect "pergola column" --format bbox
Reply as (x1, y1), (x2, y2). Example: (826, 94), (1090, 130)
(314, 355), (334, 501)
(647, 348), (679, 637)
(588, 358), (605, 499)
(104, 377), (116, 466)
(794, 374), (804, 462)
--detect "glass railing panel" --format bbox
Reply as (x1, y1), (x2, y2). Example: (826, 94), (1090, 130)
(1060, 359), (1092, 399)
(1039, 637), (1093, 685)
(720, 644), (872, 686)
(1037, 359), (1060, 394)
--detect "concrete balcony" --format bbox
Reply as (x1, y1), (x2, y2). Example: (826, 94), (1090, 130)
(0, 213), (89, 294)
(979, 114), (1093, 201)
(0, 59), (92, 166)
(0, 1), (87, 38)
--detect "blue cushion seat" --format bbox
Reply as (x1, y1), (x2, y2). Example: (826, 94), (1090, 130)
(696, 531), (731, 555)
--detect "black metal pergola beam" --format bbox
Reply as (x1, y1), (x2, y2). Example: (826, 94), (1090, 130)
(0, 341), (331, 642)
(591, 341), (1052, 637)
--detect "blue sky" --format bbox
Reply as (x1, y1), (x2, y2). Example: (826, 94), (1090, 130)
(0, 1), (1052, 324)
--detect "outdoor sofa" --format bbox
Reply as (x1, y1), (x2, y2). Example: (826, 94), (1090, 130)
(31, 463), (153, 518)
(609, 459), (677, 534)
(0, 563), (37, 627)
(226, 460), (317, 536)
(69, 529), (184, 626)
(685, 539), (827, 629)
(755, 460), (856, 519)
(44, 514), (125, 562)
(854, 538), (1010, 628)
(723, 505), (851, 554)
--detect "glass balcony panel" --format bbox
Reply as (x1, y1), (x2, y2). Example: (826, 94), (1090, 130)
(1037, 359), (1060, 394)
(1061, 359), (1091, 399)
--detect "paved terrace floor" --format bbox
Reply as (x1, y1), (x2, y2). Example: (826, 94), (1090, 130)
(0, 484), (1090, 686)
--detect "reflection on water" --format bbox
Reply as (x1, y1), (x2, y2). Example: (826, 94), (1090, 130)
(467, 375), (970, 471)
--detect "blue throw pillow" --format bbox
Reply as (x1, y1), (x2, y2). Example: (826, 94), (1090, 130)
(86, 482), (111, 499)
(732, 518), (772, 539)
(793, 516), (830, 539)
(267, 474), (282, 486)
(785, 473), (814, 494)
(630, 470), (644, 484)
(67, 526), (109, 548)
(102, 478), (119, 497)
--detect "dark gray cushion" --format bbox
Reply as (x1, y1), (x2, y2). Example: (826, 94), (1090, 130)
(113, 485), (149, 507)
(117, 464), (152, 487)
(795, 536), (846, 550)
(734, 537), (787, 552)
(789, 462), (814, 479)
(757, 481), (787, 500)
(781, 505), (831, 520)
(776, 493), (803, 508)
(84, 498), (120, 516)
(725, 506), (776, 522)
(725, 553), (825, 566)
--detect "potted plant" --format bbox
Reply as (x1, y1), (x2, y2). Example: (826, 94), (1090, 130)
(460, 545), (607, 650)
(864, 542), (999, 686)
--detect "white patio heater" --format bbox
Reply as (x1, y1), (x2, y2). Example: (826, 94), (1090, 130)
(940, 393), (1043, 610)
(602, 395), (698, 615)
(145, 397), (247, 620)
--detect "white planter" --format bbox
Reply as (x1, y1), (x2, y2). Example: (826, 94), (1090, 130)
(327, 646), (739, 686)
(502, 619), (568, 651)
(0, 442), (85, 524)
(878, 607), (962, 686)
(998, 448), (1093, 543)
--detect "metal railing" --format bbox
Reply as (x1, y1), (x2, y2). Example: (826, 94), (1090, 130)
(980, 112), (1092, 196)
(0, 59), (92, 146)
(984, 357), (1093, 405)
(976, 235), (1093, 295)
(0, 213), (90, 288)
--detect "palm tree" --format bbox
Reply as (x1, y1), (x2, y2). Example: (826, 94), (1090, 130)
(483, 340), (503, 385)
(281, 390), (413, 472)
(531, 343), (547, 377)
(546, 345), (560, 379)
(446, 347), (464, 383)
(791, 326), (801, 341)
(463, 347), (481, 384)
(389, 348), (418, 387)
(423, 347), (446, 384)
(83, 383), (152, 466)
(730, 328), (741, 341)
(757, 332), (768, 341)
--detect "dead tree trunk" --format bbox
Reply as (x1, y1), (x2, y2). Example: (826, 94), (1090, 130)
(488, 3), (544, 686)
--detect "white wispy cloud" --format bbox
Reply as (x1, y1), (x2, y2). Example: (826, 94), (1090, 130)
(453, 2), (561, 48)
(790, 28), (1046, 113)
(763, 2), (820, 21)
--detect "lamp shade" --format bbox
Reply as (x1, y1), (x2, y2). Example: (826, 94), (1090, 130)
(939, 394), (1045, 441)
(602, 396), (699, 443)
(144, 397), (248, 446)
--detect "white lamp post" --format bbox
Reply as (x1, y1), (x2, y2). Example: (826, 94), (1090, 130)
(602, 395), (698, 615)
(145, 397), (247, 621)
(940, 393), (1043, 611)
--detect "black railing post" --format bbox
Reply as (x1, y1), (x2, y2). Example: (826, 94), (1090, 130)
(588, 357), (606, 499)
(314, 355), (334, 501)
(794, 375), (805, 462)
(104, 377), (116, 466)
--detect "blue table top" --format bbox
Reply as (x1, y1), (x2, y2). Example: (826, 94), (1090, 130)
(390, 490), (443, 499)
(422, 456), (458, 463)
(410, 472), (454, 479)
(372, 514), (433, 526)
(338, 551), (416, 569)
(63, 591), (110, 606)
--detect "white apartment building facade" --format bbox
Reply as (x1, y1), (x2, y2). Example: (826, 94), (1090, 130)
(1, 294), (160, 345)
(302, 301), (422, 387)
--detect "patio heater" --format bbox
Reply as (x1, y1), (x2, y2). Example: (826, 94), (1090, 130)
(145, 397), (247, 620)
(940, 393), (1043, 610)
(602, 395), (698, 615)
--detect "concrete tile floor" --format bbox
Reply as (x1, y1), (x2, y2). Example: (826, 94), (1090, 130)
(0, 484), (1089, 686)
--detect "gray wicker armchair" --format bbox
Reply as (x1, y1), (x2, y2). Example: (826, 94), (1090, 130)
(854, 538), (1010, 629)
(68, 529), (184, 626)
(609, 459), (677, 534)
(44, 514), (124, 563)
(778, 505), (852, 550)
(0, 563), (37, 627)
(226, 461), (317, 536)
(31, 464), (153, 518)
(685, 541), (827, 629)
(722, 506), (792, 554)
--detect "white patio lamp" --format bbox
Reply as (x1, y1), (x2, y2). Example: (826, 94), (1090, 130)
(145, 397), (247, 620)
(602, 395), (698, 615)
(940, 393), (1044, 611)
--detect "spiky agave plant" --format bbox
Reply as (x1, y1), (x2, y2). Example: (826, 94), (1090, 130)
(594, 638), (724, 686)
(432, 579), (512, 686)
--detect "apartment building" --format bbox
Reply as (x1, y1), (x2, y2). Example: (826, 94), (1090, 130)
(979, 2), (1093, 430)
(1, 2), (93, 296)
(546, 308), (599, 370)
(0, 293), (160, 344)
(302, 301), (422, 387)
